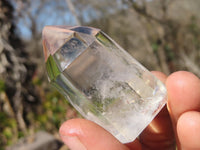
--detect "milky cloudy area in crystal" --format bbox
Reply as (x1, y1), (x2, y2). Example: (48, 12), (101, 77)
(42, 26), (167, 143)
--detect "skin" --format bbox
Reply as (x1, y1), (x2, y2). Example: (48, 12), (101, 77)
(59, 71), (200, 150)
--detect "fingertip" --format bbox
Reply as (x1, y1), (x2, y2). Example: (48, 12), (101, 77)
(166, 71), (200, 120)
(59, 119), (129, 150)
(166, 71), (200, 88)
(166, 71), (200, 96)
(59, 119), (87, 150)
(59, 118), (83, 136)
(177, 111), (200, 149)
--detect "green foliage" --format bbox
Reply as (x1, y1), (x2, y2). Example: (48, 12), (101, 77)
(164, 44), (175, 61)
(3, 127), (12, 139)
(18, 131), (25, 139)
(0, 79), (5, 92)
(0, 112), (17, 129)
(0, 112), (17, 148)
(34, 89), (69, 131)
(32, 76), (42, 86)
(0, 78), (72, 149)
(188, 16), (199, 37)
(151, 41), (175, 62)
(188, 16), (200, 50)
(151, 43), (159, 53)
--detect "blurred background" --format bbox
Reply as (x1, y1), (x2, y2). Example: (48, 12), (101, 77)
(0, 0), (200, 149)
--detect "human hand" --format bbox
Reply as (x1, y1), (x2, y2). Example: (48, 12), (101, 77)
(59, 71), (200, 150)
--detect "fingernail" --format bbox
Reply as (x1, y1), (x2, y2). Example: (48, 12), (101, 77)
(60, 135), (87, 150)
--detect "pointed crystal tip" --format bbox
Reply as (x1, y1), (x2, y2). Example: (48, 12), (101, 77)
(42, 26), (73, 61)
(42, 25), (100, 61)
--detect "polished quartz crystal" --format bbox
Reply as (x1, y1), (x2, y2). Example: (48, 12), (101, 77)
(42, 26), (167, 143)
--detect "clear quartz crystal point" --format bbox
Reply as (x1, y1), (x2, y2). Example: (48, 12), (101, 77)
(42, 25), (167, 143)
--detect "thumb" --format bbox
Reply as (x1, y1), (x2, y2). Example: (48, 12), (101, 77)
(59, 119), (129, 150)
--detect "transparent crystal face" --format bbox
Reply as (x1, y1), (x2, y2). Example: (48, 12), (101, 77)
(42, 26), (167, 143)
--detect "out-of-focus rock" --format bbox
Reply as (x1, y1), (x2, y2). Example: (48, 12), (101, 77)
(6, 131), (63, 150)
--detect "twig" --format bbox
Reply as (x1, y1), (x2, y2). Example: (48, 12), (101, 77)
(180, 51), (200, 77)
(65, 0), (81, 25)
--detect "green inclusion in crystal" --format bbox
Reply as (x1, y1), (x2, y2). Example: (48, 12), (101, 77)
(96, 32), (113, 47)
(46, 55), (61, 81)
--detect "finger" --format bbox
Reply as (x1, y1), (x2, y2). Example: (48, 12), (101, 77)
(139, 105), (175, 150)
(140, 71), (175, 149)
(59, 118), (129, 150)
(166, 71), (200, 148)
(151, 71), (168, 83)
(166, 71), (200, 121)
(125, 139), (142, 150)
(177, 111), (200, 149)
(129, 71), (175, 149)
